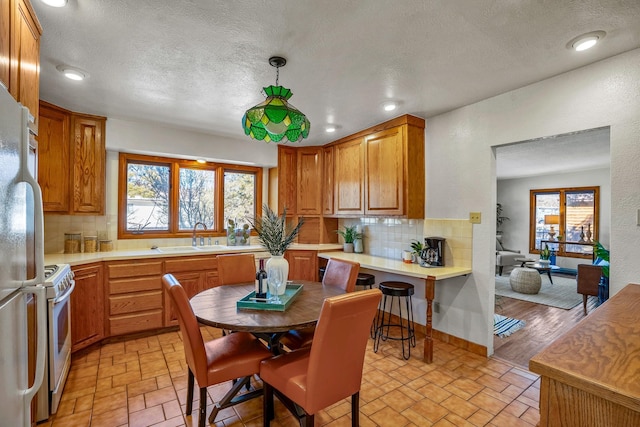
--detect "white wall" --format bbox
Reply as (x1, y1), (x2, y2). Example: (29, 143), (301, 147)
(106, 117), (278, 167)
(498, 166), (611, 271)
(425, 48), (640, 355)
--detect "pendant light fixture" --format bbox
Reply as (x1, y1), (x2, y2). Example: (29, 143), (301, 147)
(242, 56), (310, 143)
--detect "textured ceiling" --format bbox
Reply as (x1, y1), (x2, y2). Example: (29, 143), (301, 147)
(33, 1), (638, 174)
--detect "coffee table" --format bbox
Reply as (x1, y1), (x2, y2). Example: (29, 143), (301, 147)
(524, 263), (560, 284)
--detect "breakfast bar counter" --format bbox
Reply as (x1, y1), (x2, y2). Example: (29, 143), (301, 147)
(318, 251), (472, 363)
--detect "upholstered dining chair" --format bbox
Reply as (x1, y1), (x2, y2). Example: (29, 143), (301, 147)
(162, 274), (272, 427)
(216, 253), (256, 285)
(261, 288), (382, 427)
(279, 258), (360, 350)
(577, 264), (603, 315)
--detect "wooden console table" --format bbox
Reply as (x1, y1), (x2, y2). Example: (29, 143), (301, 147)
(529, 283), (640, 426)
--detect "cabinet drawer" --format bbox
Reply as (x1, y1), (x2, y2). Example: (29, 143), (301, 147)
(107, 261), (163, 278)
(164, 256), (217, 273)
(109, 276), (161, 294)
(109, 291), (163, 315)
(109, 310), (163, 336)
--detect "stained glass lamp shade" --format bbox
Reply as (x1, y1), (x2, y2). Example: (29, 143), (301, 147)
(242, 85), (310, 143)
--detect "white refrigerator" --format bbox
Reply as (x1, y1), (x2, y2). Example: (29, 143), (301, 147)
(0, 85), (47, 427)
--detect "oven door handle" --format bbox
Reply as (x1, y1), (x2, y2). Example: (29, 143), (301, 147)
(53, 280), (76, 305)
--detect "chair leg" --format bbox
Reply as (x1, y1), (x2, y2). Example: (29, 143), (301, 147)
(186, 368), (194, 415)
(498, 266), (503, 276)
(198, 387), (207, 427)
(263, 382), (274, 426)
(583, 294), (588, 315)
(302, 414), (314, 427)
(351, 392), (360, 427)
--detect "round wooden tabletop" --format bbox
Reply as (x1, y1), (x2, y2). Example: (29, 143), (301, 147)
(190, 281), (345, 333)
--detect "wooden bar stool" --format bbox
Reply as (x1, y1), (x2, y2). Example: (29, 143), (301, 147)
(356, 272), (375, 289)
(373, 281), (416, 360)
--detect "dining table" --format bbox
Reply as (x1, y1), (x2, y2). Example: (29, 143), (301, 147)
(190, 280), (346, 353)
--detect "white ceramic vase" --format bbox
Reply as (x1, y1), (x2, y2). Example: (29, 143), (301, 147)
(266, 255), (289, 296)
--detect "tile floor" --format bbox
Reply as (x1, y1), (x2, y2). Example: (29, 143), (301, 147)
(40, 327), (540, 427)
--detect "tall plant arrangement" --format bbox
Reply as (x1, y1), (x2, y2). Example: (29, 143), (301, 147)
(496, 203), (510, 232)
(249, 205), (304, 256)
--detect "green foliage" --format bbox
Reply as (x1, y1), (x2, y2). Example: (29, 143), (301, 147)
(593, 241), (610, 278)
(410, 239), (424, 254)
(540, 244), (551, 260)
(336, 225), (363, 244)
(249, 205), (304, 255)
(496, 203), (510, 231)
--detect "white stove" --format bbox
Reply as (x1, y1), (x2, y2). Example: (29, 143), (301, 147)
(43, 264), (74, 299)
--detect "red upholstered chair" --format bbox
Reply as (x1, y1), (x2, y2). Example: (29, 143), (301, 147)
(279, 258), (360, 350)
(162, 274), (271, 427)
(216, 253), (256, 286)
(260, 289), (382, 427)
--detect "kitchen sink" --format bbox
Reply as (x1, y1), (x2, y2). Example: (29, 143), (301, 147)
(153, 246), (200, 253)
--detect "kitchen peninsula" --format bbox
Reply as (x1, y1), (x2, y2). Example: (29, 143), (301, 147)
(319, 251), (472, 363)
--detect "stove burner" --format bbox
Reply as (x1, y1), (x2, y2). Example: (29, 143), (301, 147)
(44, 264), (59, 279)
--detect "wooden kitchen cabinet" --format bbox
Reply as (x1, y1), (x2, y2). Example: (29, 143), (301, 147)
(3, 0), (41, 128)
(333, 137), (365, 216)
(70, 263), (104, 352)
(163, 255), (218, 326)
(37, 101), (106, 214)
(285, 250), (318, 282)
(296, 147), (322, 215)
(322, 146), (334, 215)
(277, 145), (297, 214)
(328, 115), (425, 218)
(106, 260), (164, 336)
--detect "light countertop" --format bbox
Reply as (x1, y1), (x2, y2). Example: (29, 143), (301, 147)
(45, 243), (343, 266)
(318, 251), (472, 280)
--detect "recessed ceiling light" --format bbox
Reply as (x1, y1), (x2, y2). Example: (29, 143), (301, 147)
(196, 159), (206, 164)
(382, 101), (398, 112)
(567, 31), (606, 52)
(56, 65), (88, 81)
(40, 0), (67, 7)
(325, 125), (337, 133)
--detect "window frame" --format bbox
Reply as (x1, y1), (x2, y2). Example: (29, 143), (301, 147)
(528, 186), (599, 259)
(118, 153), (262, 239)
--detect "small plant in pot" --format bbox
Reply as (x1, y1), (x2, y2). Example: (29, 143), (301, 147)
(410, 239), (424, 263)
(336, 225), (363, 253)
(539, 243), (551, 265)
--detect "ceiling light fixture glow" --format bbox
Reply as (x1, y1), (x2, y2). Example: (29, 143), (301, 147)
(325, 125), (336, 133)
(196, 159), (206, 164)
(40, 0), (67, 7)
(56, 65), (88, 81)
(242, 56), (310, 143)
(383, 101), (398, 112)
(567, 31), (606, 52)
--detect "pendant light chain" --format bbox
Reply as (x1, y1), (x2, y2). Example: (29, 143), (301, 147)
(275, 65), (280, 86)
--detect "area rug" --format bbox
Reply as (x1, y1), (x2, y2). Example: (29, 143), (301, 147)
(494, 314), (526, 337)
(495, 274), (581, 309)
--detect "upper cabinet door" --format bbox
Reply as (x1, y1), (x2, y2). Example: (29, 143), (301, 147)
(277, 146), (297, 214)
(0, 0), (10, 89)
(334, 137), (365, 216)
(296, 147), (322, 215)
(322, 146), (334, 215)
(365, 127), (404, 215)
(11, 0), (41, 127)
(38, 103), (70, 212)
(71, 114), (106, 214)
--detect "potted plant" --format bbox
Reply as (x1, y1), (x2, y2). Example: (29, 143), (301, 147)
(249, 205), (304, 296)
(336, 225), (363, 253)
(496, 203), (510, 240)
(594, 241), (610, 303)
(539, 243), (551, 265)
(410, 239), (424, 263)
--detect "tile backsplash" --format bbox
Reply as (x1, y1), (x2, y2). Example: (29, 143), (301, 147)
(45, 214), (471, 268)
(339, 217), (472, 268)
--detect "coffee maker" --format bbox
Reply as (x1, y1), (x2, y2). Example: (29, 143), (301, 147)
(421, 237), (445, 267)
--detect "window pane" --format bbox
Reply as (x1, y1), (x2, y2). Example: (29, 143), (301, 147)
(178, 168), (215, 230)
(224, 171), (256, 226)
(126, 163), (170, 231)
(534, 192), (559, 250)
(565, 190), (595, 255)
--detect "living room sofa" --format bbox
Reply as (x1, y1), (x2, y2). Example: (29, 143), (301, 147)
(496, 238), (521, 276)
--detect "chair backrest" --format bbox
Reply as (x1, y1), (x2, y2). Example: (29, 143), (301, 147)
(217, 253), (256, 286)
(304, 288), (382, 414)
(322, 258), (360, 292)
(577, 264), (602, 296)
(162, 274), (208, 383)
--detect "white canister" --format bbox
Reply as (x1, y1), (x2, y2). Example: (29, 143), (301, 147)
(402, 250), (413, 263)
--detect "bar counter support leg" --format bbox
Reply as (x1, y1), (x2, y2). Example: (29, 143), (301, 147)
(423, 276), (435, 363)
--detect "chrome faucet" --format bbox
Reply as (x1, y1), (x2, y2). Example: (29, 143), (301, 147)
(192, 222), (207, 246)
